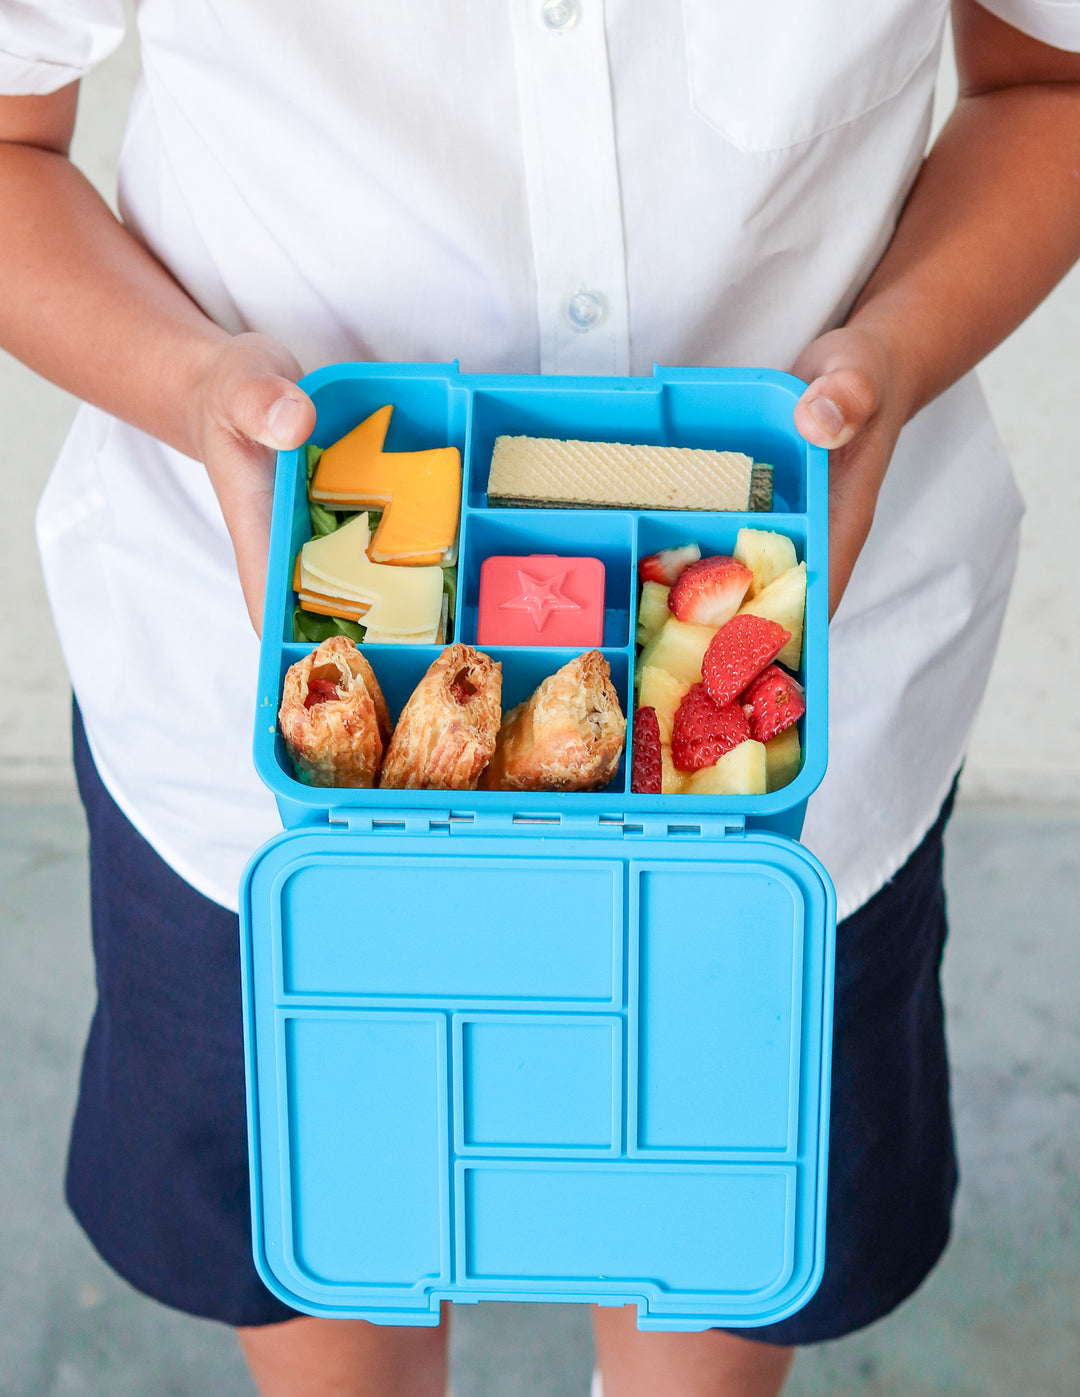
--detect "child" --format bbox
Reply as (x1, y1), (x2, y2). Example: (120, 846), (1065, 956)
(1, 2), (1079, 1393)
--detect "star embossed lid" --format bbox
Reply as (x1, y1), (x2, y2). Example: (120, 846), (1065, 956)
(477, 554), (605, 646)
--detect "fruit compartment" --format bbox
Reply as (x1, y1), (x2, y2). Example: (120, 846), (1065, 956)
(457, 509), (633, 648)
(271, 645), (631, 801)
(628, 509), (825, 817)
(466, 374), (806, 513)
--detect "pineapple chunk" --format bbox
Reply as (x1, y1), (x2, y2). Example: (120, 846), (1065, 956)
(638, 666), (691, 745)
(734, 528), (798, 599)
(635, 581), (671, 647)
(684, 740), (767, 796)
(764, 726), (802, 792)
(637, 617), (716, 688)
(660, 744), (689, 794)
(737, 562), (805, 670)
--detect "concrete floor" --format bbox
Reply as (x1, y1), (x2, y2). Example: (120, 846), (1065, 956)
(1, 796), (1077, 1396)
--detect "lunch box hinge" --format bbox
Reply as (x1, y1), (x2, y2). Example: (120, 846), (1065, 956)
(326, 810), (746, 838)
(616, 814), (745, 839)
(509, 813), (746, 839)
(328, 808), (455, 835)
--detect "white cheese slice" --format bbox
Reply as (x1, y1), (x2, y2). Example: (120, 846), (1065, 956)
(364, 596), (449, 646)
(300, 514), (375, 601)
(363, 624), (438, 644)
(300, 513), (444, 634)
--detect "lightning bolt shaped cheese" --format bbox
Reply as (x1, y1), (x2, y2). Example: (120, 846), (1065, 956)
(310, 405), (461, 565)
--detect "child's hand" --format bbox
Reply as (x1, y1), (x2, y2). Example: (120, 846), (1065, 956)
(790, 325), (915, 618)
(190, 333), (316, 635)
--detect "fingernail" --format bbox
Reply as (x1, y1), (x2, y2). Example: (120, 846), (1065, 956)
(266, 397), (303, 446)
(806, 396), (846, 440)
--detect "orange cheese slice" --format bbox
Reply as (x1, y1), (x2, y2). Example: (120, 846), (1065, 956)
(297, 594), (372, 623)
(310, 405), (461, 564)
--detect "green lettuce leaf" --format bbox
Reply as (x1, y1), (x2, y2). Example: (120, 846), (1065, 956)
(442, 566), (457, 640)
(292, 608), (366, 645)
(308, 499), (342, 537)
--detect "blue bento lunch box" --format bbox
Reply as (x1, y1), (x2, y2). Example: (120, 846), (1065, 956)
(239, 362), (836, 1331)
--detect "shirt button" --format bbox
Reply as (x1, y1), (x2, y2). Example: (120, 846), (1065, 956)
(567, 290), (604, 331)
(541, 0), (581, 33)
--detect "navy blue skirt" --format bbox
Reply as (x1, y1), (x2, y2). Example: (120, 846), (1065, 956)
(67, 705), (957, 1337)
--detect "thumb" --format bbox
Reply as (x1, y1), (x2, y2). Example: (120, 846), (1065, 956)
(228, 374), (317, 451)
(793, 368), (878, 450)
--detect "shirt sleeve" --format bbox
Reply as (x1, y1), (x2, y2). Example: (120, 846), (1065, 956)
(972, 0), (1080, 50)
(0, 0), (126, 96)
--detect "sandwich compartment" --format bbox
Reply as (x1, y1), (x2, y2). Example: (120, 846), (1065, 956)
(241, 363), (836, 1329)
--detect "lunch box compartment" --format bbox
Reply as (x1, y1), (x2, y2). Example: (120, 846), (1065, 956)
(272, 645), (630, 800)
(628, 860), (805, 1155)
(457, 1162), (797, 1299)
(271, 845), (624, 1006)
(275, 1011), (448, 1292)
(455, 1014), (623, 1154)
(459, 509), (633, 648)
(466, 373), (805, 512)
(282, 366), (470, 645)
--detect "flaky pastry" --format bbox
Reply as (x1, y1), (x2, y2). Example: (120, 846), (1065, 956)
(483, 650), (626, 792)
(379, 644), (502, 790)
(279, 635), (392, 787)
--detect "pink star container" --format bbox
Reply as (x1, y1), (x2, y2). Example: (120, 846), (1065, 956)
(477, 553), (606, 647)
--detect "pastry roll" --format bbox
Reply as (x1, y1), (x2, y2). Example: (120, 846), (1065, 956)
(379, 644), (502, 790)
(279, 635), (392, 787)
(484, 650), (626, 792)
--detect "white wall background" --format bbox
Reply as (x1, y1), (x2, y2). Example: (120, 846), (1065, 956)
(1, 21), (1077, 800)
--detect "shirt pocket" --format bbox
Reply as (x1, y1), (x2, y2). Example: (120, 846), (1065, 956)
(681, 0), (948, 153)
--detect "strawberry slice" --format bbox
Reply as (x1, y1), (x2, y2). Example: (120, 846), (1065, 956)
(631, 706), (663, 793)
(740, 664), (805, 742)
(667, 555), (753, 627)
(702, 613), (790, 707)
(638, 543), (701, 586)
(671, 683), (752, 771)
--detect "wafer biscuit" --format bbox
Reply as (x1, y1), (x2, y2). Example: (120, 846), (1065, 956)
(487, 436), (766, 511)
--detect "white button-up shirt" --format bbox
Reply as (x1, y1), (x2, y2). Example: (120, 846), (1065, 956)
(4, 0), (1077, 914)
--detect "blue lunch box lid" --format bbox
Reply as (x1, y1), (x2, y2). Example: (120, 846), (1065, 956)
(240, 814), (835, 1328)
